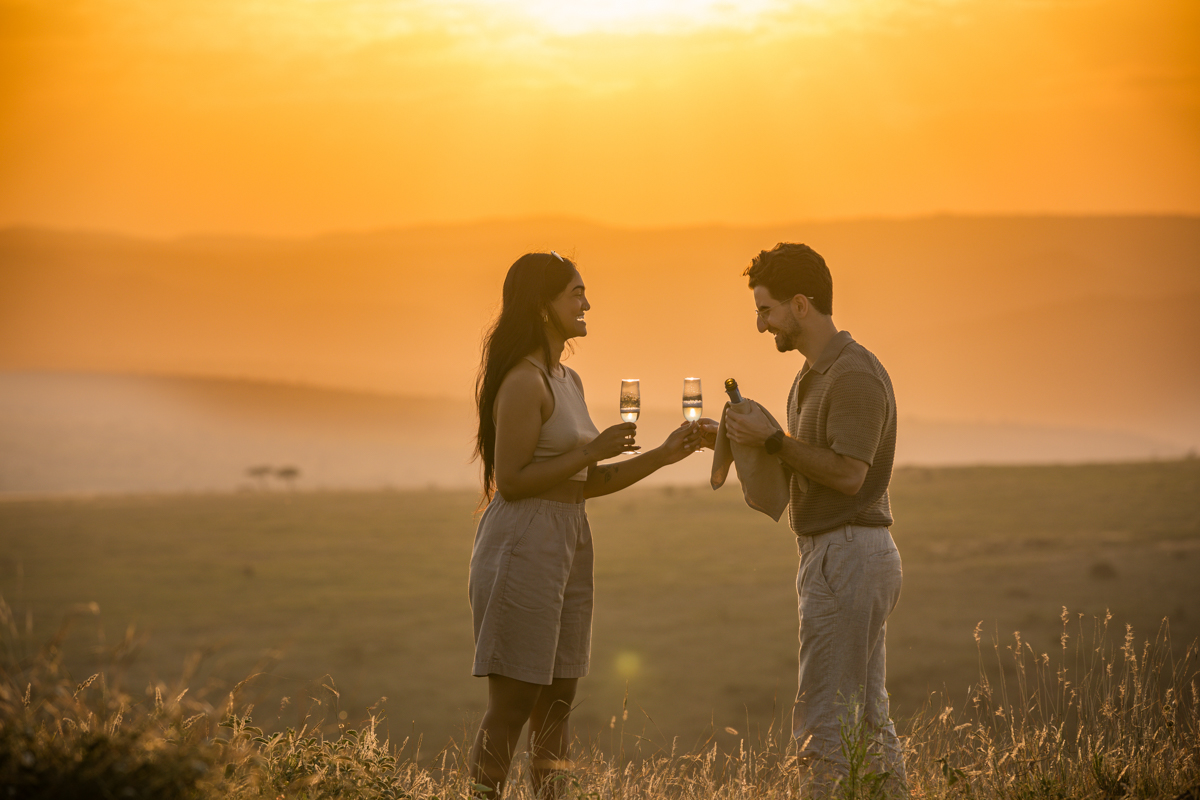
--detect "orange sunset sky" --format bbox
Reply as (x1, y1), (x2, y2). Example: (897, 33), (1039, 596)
(2, 0), (1198, 236)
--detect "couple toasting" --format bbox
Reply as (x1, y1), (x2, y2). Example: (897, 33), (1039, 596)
(468, 244), (905, 798)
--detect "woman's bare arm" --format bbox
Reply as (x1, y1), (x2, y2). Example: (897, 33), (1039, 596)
(582, 422), (701, 499)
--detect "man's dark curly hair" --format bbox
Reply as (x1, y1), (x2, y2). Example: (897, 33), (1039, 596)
(744, 243), (833, 316)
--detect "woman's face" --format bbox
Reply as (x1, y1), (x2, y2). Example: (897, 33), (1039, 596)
(546, 269), (590, 340)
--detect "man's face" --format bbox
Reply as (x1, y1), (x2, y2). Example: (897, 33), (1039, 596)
(753, 286), (802, 353)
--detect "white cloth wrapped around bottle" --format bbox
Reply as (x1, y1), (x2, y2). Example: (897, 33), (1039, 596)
(710, 399), (798, 522)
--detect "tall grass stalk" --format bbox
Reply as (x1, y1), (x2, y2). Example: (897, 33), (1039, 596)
(906, 609), (1199, 799)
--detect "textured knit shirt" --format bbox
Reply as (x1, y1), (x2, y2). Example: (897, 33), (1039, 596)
(786, 330), (896, 536)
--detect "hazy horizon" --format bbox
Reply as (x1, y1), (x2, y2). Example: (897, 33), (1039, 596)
(2, 370), (1190, 496)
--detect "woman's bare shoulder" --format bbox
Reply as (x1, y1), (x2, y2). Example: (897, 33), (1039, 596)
(497, 359), (549, 400)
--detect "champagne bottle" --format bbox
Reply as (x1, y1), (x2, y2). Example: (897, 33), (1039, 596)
(724, 378), (743, 405)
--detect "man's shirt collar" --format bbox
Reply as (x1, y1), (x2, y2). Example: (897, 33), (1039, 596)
(807, 330), (855, 375)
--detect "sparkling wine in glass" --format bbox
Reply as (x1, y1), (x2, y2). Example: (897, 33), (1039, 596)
(620, 379), (641, 423)
(682, 378), (703, 422)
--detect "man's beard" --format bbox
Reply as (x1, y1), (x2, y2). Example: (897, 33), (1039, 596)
(773, 324), (803, 353)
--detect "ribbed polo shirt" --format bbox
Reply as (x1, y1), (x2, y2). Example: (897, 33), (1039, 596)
(785, 330), (897, 536)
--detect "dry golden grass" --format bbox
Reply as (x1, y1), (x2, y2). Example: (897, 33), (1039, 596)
(2, 594), (1196, 799)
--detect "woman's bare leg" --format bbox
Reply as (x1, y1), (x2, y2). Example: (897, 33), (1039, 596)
(469, 675), (542, 798)
(528, 678), (578, 798)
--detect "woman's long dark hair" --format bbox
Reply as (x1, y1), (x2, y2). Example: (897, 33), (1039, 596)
(475, 252), (578, 501)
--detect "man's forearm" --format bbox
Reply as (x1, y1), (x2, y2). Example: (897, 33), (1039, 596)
(776, 435), (867, 496)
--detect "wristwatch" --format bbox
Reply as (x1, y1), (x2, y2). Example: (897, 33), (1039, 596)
(764, 429), (785, 455)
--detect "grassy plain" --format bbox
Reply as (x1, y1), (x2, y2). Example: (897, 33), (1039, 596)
(1, 460), (1198, 755)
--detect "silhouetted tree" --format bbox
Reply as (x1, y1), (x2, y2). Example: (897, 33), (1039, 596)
(275, 465), (300, 490)
(246, 464), (272, 491)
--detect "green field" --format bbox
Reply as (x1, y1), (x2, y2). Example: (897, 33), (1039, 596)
(2, 460), (1198, 756)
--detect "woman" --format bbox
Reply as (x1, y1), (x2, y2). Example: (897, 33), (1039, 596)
(469, 252), (700, 798)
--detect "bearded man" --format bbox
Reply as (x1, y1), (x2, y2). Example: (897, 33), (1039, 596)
(719, 242), (906, 794)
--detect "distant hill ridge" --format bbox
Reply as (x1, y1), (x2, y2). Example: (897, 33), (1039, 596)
(3, 215), (1198, 459)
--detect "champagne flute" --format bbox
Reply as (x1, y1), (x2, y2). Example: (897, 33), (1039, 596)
(682, 378), (703, 422)
(620, 379), (641, 423)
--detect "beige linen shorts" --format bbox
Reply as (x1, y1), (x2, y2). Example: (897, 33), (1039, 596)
(469, 495), (593, 685)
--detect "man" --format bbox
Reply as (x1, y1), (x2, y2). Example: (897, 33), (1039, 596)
(719, 242), (906, 793)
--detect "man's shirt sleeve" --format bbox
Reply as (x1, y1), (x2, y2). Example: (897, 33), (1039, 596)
(825, 370), (888, 466)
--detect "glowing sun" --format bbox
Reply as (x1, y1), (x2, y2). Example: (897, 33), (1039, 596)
(468, 0), (796, 35)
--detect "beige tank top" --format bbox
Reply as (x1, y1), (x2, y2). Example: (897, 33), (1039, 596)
(525, 356), (600, 482)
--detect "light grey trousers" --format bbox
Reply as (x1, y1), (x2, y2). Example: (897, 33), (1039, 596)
(794, 523), (906, 795)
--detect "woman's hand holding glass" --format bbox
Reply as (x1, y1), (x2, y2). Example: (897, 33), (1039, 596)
(588, 422), (640, 461)
(657, 420), (705, 464)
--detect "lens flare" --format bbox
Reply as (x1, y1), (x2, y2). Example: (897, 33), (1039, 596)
(615, 651), (642, 678)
